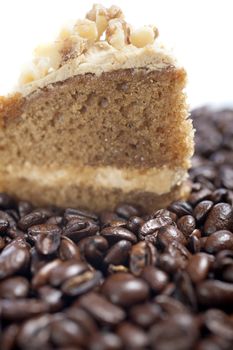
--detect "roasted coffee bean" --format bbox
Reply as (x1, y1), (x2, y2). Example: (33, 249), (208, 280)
(104, 240), (132, 266)
(197, 280), (233, 306)
(63, 218), (99, 242)
(32, 259), (63, 288)
(31, 224), (62, 255)
(66, 306), (98, 334)
(186, 253), (214, 283)
(80, 235), (108, 267)
(194, 200), (214, 223)
(157, 225), (187, 248)
(177, 215), (196, 237)
(100, 211), (119, 228)
(89, 332), (123, 350)
(105, 218), (128, 228)
(79, 292), (126, 325)
(117, 322), (149, 349)
(0, 238), (30, 279)
(222, 264), (233, 282)
(58, 236), (81, 261)
(210, 187), (229, 203)
(1, 324), (19, 350)
(1, 299), (48, 320)
(0, 235), (5, 250)
(115, 203), (140, 219)
(127, 216), (145, 233)
(196, 335), (232, 350)
(175, 271), (198, 309)
(139, 216), (173, 237)
(102, 272), (149, 306)
(129, 302), (161, 327)
(0, 217), (9, 233)
(17, 314), (52, 349)
(0, 210), (17, 229)
(204, 230), (233, 253)
(49, 260), (89, 286)
(0, 276), (29, 299)
(37, 286), (63, 312)
(141, 266), (169, 293)
(189, 188), (212, 205)
(168, 201), (193, 217)
(18, 200), (34, 218)
(100, 226), (137, 244)
(0, 193), (15, 209)
(46, 215), (63, 226)
(204, 309), (233, 340)
(151, 208), (177, 222)
(30, 247), (54, 275)
(154, 295), (189, 315)
(204, 203), (233, 235)
(62, 270), (102, 296)
(129, 241), (157, 276)
(50, 316), (87, 347)
(188, 235), (201, 253)
(18, 209), (51, 230)
(150, 313), (199, 350)
(64, 207), (98, 221)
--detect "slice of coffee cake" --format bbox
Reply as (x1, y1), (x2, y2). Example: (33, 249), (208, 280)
(0, 4), (194, 211)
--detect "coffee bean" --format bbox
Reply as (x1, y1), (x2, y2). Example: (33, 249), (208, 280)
(100, 211), (119, 228)
(189, 188), (212, 205)
(154, 295), (189, 315)
(104, 240), (132, 266)
(101, 226), (137, 244)
(0, 236), (5, 250)
(117, 322), (149, 349)
(1, 324), (19, 350)
(0, 210), (17, 229)
(46, 215), (63, 226)
(49, 260), (89, 286)
(204, 203), (233, 235)
(168, 201), (193, 217)
(204, 230), (233, 253)
(186, 253), (214, 283)
(102, 272), (149, 306)
(79, 292), (126, 325)
(177, 215), (196, 237)
(129, 241), (156, 276)
(0, 193), (15, 209)
(197, 280), (233, 306)
(66, 306), (98, 334)
(115, 203), (140, 219)
(89, 332), (123, 350)
(18, 209), (51, 230)
(58, 236), (81, 261)
(188, 235), (201, 253)
(0, 276), (29, 299)
(222, 264), (233, 282)
(0, 217), (9, 233)
(32, 259), (63, 288)
(151, 208), (177, 222)
(17, 314), (52, 349)
(127, 216), (145, 233)
(37, 286), (63, 312)
(63, 218), (99, 242)
(64, 207), (98, 221)
(80, 235), (108, 267)
(204, 309), (233, 340)
(18, 200), (34, 218)
(129, 302), (161, 328)
(30, 247), (54, 275)
(32, 224), (61, 255)
(50, 316), (87, 347)
(62, 270), (102, 296)
(141, 266), (169, 293)
(194, 200), (214, 223)
(150, 313), (199, 350)
(157, 225), (187, 248)
(0, 238), (30, 279)
(1, 299), (48, 320)
(139, 216), (173, 237)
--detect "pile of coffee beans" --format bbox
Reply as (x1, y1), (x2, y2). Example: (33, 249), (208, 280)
(1, 108), (233, 350)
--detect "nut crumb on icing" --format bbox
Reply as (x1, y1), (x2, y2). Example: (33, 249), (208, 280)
(18, 4), (159, 86)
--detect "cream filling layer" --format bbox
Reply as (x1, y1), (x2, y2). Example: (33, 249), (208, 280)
(17, 43), (177, 97)
(4, 164), (187, 195)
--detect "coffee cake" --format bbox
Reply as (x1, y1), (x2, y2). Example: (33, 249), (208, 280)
(0, 4), (194, 211)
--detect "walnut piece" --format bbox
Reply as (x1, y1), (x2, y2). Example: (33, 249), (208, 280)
(74, 19), (98, 42)
(106, 19), (130, 49)
(130, 26), (159, 48)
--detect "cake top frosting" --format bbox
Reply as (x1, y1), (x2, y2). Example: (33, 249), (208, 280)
(17, 4), (177, 96)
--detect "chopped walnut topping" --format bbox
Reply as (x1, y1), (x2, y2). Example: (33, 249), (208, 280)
(74, 19), (98, 42)
(18, 4), (159, 86)
(130, 26), (159, 48)
(106, 19), (130, 49)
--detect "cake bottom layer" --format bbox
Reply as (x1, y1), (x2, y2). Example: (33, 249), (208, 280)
(0, 170), (190, 212)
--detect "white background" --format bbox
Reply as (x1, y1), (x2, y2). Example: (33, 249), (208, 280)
(0, 0), (232, 108)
